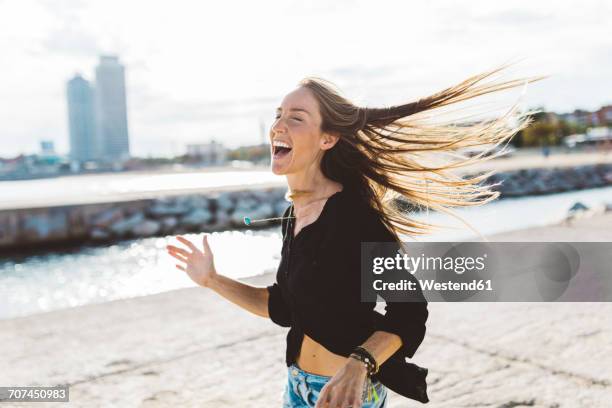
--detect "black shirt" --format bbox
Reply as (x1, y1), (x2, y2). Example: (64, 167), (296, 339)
(266, 186), (429, 403)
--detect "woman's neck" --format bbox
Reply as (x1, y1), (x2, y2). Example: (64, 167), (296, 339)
(286, 171), (343, 211)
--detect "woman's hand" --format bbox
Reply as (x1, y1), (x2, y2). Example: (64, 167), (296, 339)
(166, 234), (217, 288)
(315, 358), (368, 408)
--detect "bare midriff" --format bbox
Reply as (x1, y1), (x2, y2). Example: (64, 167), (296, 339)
(296, 333), (350, 376)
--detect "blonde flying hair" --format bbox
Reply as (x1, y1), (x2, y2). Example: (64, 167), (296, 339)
(291, 61), (547, 241)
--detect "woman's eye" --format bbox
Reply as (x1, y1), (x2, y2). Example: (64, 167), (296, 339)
(272, 114), (301, 122)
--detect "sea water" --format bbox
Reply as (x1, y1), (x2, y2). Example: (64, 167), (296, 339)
(0, 186), (611, 320)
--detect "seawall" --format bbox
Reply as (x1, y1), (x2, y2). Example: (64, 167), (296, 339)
(1, 163), (611, 251)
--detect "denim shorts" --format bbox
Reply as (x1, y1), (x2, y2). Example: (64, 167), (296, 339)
(282, 362), (388, 407)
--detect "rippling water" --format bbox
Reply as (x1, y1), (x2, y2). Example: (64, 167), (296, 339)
(1, 186), (611, 320)
(0, 229), (283, 320)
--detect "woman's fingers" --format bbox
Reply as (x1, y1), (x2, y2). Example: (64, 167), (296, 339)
(175, 264), (186, 271)
(328, 392), (344, 408)
(315, 383), (361, 408)
(166, 244), (190, 257)
(167, 249), (188, 263)
(202, 234), (212, 254)
(176, 236), (198, 252)
(350, 395), (362, 408)
(314, 387), (330, 408)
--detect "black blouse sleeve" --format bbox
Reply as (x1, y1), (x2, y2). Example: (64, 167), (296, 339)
(363, 207), (429, 359)
(267, 203), (293, 328)
(374, 289), (429, 358)
(266, 282), (292, 327)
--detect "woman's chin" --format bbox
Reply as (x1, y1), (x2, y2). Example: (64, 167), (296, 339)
(271, 156), (293, 175)
(271, 162), (289, 175)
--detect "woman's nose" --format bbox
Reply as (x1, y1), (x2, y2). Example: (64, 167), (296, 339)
(271, 118), (287, 135)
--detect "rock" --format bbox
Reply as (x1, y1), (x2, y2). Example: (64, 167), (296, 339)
(91, 208), (123, 228)
(20, 210), (69, 241)
(274, 200), (290, 217)
(209, 211), (231, 231)
(568, 202), (589, 213)
(186, 195), (209, 209)
(180, 208), (213, 229)
(212, 193), (235, 214)
(90, 228), (111, 241)
(132, 220), (161, 237)
(254, 202), (274, 219)
(251, 189), (270, 202)
(563, 201), (606, 226)
(148, 201), (190, 218)
(234, 196), (260, 213)
(159, 216), (179, 233)
(110, 213), (145, 236)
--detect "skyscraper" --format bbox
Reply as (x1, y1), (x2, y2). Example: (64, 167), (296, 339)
(66, 74), (99, 162)
(94, 55), (130, 162)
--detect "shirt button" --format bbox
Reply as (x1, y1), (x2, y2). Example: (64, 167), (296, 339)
(292, 368), (299, 376)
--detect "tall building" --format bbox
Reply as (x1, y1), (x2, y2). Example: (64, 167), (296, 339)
(66, 74), (99, 162)
(95, 55), (130, 162)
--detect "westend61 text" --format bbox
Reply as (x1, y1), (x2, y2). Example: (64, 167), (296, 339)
(373, 279), (493, 292)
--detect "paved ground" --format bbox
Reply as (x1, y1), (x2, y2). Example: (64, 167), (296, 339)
(1, 214), (611, 407)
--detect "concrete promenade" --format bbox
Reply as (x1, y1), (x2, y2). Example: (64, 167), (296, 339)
(1, 213), (611, 407)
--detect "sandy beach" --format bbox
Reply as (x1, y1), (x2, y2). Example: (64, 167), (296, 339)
(1, 214), (612, 407)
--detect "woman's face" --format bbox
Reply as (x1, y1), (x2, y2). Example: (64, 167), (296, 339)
(270, 86), (338, 176)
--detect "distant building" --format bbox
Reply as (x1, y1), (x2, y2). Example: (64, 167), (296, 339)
(586, 126), (612, 139)
(559, 108), (609, 127)
(95, 55), (130, 162)
(40, 140), (55, 156)
(38, 140), (62, 166)
(66, 74), (99, 162)
(186, 141), (227, 165)
(596, 105), (612, 125)
(563, 127), (612, 148)
(559, 109), (591, 126)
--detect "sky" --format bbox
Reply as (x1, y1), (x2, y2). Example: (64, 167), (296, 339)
(0, 0), (611, 158)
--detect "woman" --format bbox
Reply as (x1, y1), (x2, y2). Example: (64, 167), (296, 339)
(166, 63), (545, 407)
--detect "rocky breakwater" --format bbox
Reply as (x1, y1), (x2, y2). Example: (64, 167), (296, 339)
(95, 188), (290, 240)
(1, 163), (611, 251)
(483, 163), (612, 197)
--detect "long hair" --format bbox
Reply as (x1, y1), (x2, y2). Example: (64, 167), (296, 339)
(298, 61), (547, 242)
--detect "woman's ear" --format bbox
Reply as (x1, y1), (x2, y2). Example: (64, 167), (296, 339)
(320, 132), (340, 151)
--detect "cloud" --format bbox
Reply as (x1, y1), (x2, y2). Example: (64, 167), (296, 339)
(476, 9), (553, 26)
(0, 0), (611, 157)
(42, 26), (100, 57)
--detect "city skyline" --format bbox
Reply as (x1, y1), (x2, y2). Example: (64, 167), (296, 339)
(1, 0), (610, 158)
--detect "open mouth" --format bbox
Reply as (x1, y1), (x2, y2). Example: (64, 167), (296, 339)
(272, 143), (292, 159)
